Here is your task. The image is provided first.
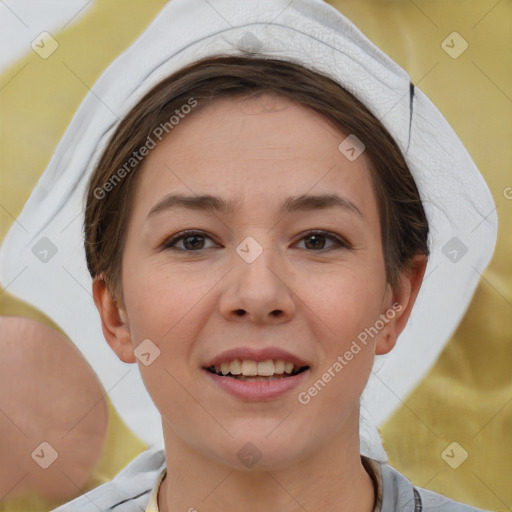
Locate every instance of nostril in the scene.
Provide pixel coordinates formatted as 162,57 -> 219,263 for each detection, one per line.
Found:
235,309 -> 245,316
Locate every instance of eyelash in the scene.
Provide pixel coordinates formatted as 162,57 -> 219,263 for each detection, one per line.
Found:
161,229 -> 351,252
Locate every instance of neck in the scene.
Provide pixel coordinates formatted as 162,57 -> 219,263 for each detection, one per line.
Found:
158,415 -> 375,512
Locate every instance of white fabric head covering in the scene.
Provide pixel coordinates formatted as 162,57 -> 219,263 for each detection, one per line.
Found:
0,0 -> 497,463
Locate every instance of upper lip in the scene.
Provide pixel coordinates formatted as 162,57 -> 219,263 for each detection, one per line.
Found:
203,347 -> 310,369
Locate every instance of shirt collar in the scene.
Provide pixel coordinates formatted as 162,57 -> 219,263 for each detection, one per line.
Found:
146,458 -> 385,512
145,468 -> 167,512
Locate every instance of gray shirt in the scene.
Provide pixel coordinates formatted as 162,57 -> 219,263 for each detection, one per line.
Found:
51,446 -> 490,512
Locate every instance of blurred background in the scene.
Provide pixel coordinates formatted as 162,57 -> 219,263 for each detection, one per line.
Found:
0,1 -> 510,510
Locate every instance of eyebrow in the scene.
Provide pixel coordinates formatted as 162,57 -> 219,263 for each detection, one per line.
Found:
146,192 -> 363,220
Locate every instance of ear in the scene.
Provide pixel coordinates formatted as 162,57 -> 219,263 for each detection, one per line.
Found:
92,277 -> 136,364
375,254 -> 428,355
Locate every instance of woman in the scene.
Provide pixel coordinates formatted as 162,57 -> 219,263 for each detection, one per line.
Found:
9,0 -> 495,510
82,55 -> 428,511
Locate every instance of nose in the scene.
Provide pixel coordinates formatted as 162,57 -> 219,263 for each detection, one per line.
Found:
218,239 -> 296,325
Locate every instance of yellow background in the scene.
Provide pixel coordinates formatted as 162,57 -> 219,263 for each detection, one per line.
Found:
0,1 -> 510,510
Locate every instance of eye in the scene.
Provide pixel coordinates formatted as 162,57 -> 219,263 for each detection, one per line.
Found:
162,229 -> 350,252
295,230 -> 350,251
162,230 -> 217,251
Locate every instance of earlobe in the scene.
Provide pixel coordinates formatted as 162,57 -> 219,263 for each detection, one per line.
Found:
92,277 -> 136,364
375,254 -> 428,355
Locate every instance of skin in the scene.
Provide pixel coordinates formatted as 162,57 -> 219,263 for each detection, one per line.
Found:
93,93 -> 426,512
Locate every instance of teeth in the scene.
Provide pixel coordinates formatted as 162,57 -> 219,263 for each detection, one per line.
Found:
241,360 -> 258,376
230,359 -> 242,375
274,360 -> 285,374
257,360 -> 274,376
220,362 -> 230,375
210,359 -> 303,377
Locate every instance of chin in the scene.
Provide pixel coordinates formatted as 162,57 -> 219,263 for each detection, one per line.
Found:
209,432 -> 310,472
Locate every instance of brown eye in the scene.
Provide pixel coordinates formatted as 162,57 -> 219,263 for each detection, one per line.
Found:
296,230 -> 350,251
304,233 -> 326,250
163,230 -> 216,251
182,234 -> 205,250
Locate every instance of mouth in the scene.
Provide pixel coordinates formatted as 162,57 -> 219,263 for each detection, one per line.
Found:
205,359 -> 310,381
202,347 -> 311,400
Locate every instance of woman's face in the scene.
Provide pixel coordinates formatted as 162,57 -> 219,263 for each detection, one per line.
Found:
99,94 -> 413,470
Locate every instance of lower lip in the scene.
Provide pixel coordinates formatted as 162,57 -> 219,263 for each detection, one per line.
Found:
203,369 -> 309,401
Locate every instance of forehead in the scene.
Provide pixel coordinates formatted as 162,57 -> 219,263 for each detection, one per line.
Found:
130,94 -> 378,222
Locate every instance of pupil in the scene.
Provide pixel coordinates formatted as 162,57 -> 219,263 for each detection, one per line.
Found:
305,234 -> 324,250
184,235 -> 204,250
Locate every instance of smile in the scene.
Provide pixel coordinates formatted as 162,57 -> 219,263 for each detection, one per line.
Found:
202,347 -> 311,400
206,359 -> 309,380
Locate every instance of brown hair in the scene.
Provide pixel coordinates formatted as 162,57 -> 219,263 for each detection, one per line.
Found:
84,55 -> 429,299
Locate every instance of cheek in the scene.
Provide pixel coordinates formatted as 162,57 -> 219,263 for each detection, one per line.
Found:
122,260 -> 214,344
309,264 -> 386,344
